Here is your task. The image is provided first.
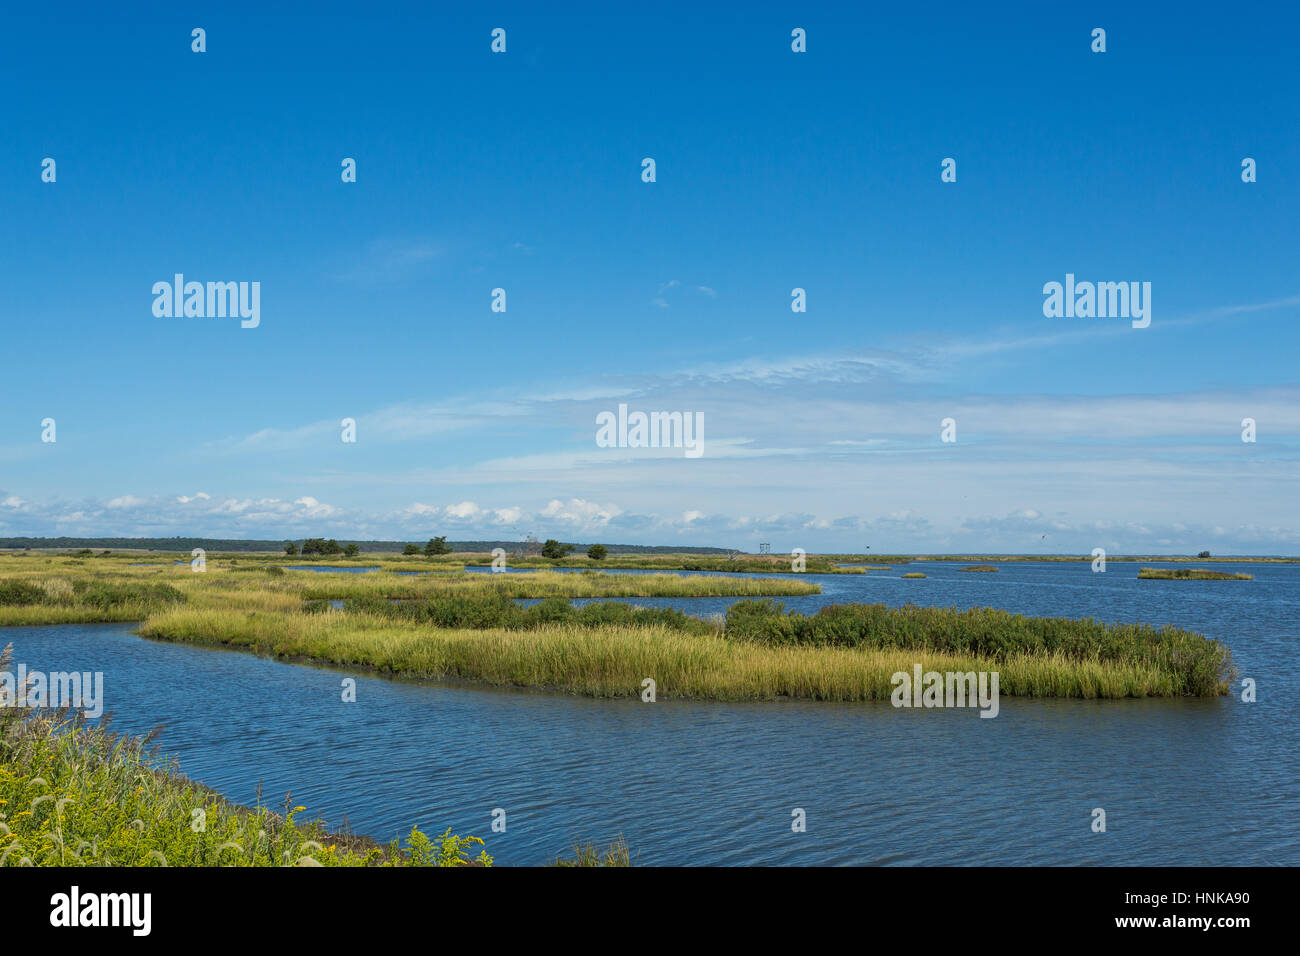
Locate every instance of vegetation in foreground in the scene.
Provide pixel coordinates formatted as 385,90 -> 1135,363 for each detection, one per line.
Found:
0,648 -> 489,867
552,837 -> 632,867
1137,568 -> 1253,581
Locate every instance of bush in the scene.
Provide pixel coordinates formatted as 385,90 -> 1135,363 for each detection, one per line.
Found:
0,580 -> 46,606
541,539 -> 572,559
301,538 -> 343,556
587,544 -> 608,561
74,581 -> 186,610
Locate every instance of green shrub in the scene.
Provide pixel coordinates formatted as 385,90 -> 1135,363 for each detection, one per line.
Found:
0,580 -> 45,606
339,592 -> 713,635
73,581 -> 185,610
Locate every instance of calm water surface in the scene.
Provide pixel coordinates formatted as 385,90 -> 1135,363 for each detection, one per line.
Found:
5,561 -> 1297,865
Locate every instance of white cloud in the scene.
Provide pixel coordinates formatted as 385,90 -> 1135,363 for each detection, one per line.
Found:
540,498 -> 622,526
445,501 -> 482,519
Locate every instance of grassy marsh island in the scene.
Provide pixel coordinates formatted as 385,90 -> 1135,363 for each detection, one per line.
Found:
0,556 -> 819,627
1138,568 -> 1253,581
958,565 -> 1000,573
0,553 -> 1235,703
902,572 -> 926,578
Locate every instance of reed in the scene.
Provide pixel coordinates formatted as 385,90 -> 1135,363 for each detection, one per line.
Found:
330,593 -> 718,635
138,606 -> 1207,699
551,837 -> 632,867
721,600 -> 1233,696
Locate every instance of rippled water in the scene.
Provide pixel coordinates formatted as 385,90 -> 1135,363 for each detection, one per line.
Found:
4,561 -> 1297,865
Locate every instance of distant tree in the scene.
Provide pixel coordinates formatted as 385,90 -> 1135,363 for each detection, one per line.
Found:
402,543 -> 420,555
344,543 -> 360,557
424,536 -> 452,557
1197,550 -> 1211,559
284,542 -> 298,556
301,538 -> 325,555
541,539 -> 572,559
323,539 -> 342,555
587,544 -> 607,561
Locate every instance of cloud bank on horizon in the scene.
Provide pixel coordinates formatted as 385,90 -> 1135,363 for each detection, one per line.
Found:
4,333 -> 1297,553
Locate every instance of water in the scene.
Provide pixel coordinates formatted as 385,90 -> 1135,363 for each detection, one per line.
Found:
3,561 -> 1297,865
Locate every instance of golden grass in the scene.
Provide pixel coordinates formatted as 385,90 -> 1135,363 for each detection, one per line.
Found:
139,607 -> 1177,700
0,558 -> 818,627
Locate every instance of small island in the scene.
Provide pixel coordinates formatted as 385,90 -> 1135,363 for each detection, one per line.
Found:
1138,568 -> 1253,581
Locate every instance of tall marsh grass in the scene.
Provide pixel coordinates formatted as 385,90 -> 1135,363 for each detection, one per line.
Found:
552,837 -> 633,867
138,607 -> 1201,700
327,593 -> 717,635
0,563 -> 816,627
723,600 -> 1234,696
0,576 -> 187,625
292,570 -> 820,602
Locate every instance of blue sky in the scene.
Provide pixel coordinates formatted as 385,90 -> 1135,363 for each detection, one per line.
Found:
2,1 -> 1297,553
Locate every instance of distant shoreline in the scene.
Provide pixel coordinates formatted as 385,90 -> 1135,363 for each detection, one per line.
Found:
2,543 -> 1297,563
